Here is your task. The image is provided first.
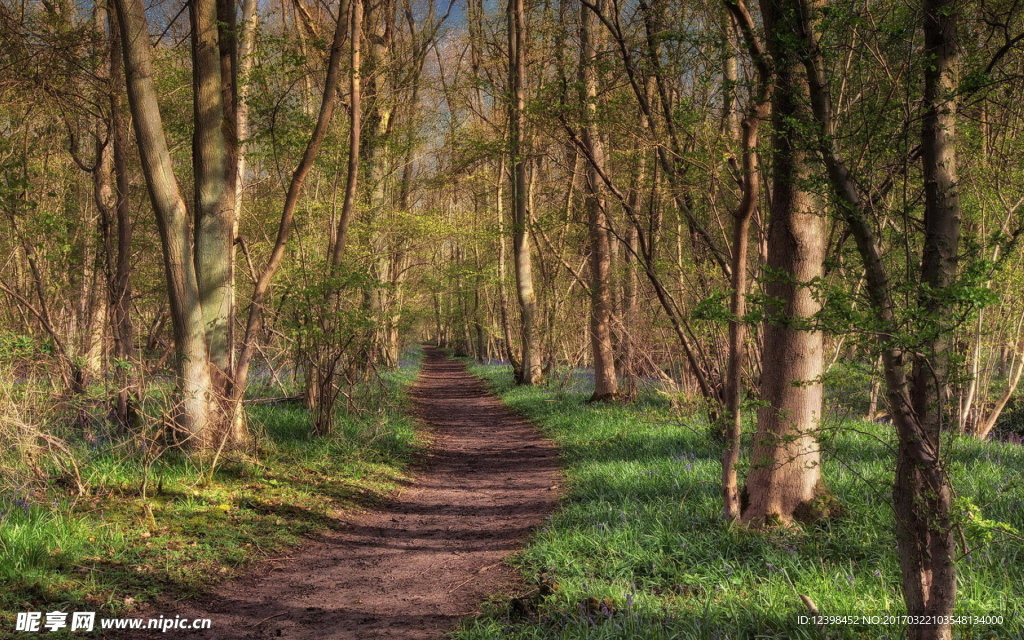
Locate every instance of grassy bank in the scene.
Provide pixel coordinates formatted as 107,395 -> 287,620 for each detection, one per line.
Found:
0,350 -> 424,636
455,363 -> 1024,639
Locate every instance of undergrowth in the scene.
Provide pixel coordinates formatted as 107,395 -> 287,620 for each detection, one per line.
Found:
0,348 -> 424,637
454,363 -> 1024,640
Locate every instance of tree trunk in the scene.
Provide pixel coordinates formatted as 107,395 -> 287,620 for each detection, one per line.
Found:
311,0 -> 362,435
743,0 -> 827,524
619,171 -> 640,397
190,0 -> 234,379
495,154 -> 520,372
232,0 -> 350,414
508,0 -> 540,385
867,355 -> 882,420
95,2 -> 136,427
894,0 -> 960,633
330,0 -> 361,269
114,0 -> 214,447
792,0 -> 960,628
719,0 -> 771,521
580,0 -> 617,400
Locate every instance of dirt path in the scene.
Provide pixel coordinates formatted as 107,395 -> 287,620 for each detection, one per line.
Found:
162,347 -> 561,639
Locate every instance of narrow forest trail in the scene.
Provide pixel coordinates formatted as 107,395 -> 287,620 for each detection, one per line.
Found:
161,347 -> 561,639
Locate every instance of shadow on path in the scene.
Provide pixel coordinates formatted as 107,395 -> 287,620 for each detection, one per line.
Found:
156,346 -> 561,639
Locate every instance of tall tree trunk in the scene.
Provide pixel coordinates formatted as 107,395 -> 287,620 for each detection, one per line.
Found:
96,2 -> 136,426
114,0 -> 214,447
190,0 -> 234,385
508,0 -> 540,384
358,0 -> 394,366
743,0 -> 827,524
894,0 -> 960,633
495,154 -> 520,372
330,0 -> 362,269
720,0 -> 770,521
311,0 -> 361,435
580,0 -> 617,400
229,0 -> 258,380
233,0 -> 258,216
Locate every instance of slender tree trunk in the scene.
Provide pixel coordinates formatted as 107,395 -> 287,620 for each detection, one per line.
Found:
894,0 -> 960,632
719,0 -> 771,521
720,104 -> 768,520
508,0 -> 540,385
114,0 -> 214,446
621,220 -> 639,394
580,0 -> 617,400
495,154 -> 520,372
232,0 -> 350,408
867,355 -> 882,419
233,0 -> 257,215
229,0 -> 258,380
311,0 -> 361,435
330,0 -> 362,269
95,2 -> 136,426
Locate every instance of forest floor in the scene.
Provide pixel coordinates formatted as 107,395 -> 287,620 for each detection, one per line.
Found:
150,346 -> 561,639
451,362 -> 1024,639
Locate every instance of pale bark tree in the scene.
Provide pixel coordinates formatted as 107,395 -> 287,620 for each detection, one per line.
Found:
742,0 -> 828,525
330,0 -> 362,269
191,0 -> 234,379
114,0 -> 216,446
508,0 -> 541,384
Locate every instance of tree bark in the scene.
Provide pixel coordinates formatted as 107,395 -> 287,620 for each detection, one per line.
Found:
894,0 -> 960,632
508,0 -> 540,385
720,0 -> 770,521
743,0 -> 827,525
114,0 -> 214,446
95,2 -> 136,427
580,0 -> 617,400
190,0 -> 234,378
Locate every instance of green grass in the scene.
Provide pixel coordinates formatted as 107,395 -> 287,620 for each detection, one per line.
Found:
453,363 -> 1024,639
0,350 -> 424,637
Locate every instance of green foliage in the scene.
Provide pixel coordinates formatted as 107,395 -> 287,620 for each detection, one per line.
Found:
0,331 -> 53,362
953,497 -> 1020,546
